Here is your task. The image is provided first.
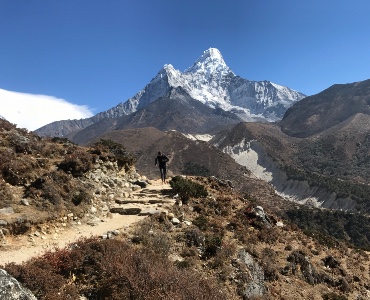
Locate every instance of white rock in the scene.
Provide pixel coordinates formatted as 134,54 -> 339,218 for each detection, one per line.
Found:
276,221 -> 284,227
171,218 -> 180,225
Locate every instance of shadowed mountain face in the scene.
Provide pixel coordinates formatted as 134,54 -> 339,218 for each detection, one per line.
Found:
280,79 -> 370,137
68,87 -> 242,145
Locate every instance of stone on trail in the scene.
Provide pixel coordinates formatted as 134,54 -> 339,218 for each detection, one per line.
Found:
0,207 -> 14,215
110,207 -> 142,215
138,208 -> 162,216
133,180 -> 148,188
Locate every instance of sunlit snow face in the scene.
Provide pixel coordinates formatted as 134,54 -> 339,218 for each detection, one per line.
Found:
124,48 -> 305,122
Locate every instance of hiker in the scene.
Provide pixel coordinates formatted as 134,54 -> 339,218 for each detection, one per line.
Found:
155,151 -> 169,184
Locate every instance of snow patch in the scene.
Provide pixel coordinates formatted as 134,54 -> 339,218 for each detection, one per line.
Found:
221,138 -> 356,210
223,139 -> 273,182
182,133 -> 214,142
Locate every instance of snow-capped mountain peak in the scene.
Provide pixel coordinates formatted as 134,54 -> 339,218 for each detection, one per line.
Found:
154,64 -> 178,79
152,63 -> 185,89
34,48 -> 307,137
122,47 -> 305,120
184,48 -> 233,77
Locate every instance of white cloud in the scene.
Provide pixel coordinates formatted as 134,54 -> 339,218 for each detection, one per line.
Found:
0,88 -> 94,131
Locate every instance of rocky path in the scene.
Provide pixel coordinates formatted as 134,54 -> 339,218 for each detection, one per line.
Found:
0,180 -> 173,266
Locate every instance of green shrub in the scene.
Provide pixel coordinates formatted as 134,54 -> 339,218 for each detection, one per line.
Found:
50,137 -> 74,145
92,139 -> 136,171
283,165 -> 370,213
192,215 -> 209,231
169,176 -> 208,203
285,207 -> 370,250
203,234 -> 222,259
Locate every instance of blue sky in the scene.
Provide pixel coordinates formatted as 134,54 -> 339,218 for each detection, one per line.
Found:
1,0 -> 370,130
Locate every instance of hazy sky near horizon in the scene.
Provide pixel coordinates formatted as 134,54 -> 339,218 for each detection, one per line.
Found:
1,0 -> 370,130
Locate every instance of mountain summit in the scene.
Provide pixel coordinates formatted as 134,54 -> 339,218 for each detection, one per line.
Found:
116,47 -> 305,121
35,48 -> 306,137
184,48 -> 232,76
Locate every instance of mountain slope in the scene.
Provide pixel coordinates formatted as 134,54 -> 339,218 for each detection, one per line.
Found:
69,87 -> 242,145
35,48 -> 305,138
2,118 -> 370,300
211,77 -> 370,213
280,79 -> 370,137
81,127 -> 250,185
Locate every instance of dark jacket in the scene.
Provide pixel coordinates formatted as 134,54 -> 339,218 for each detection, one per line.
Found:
155,154 -> 169,168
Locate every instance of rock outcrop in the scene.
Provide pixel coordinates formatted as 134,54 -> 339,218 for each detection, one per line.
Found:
0,269 -> 37,300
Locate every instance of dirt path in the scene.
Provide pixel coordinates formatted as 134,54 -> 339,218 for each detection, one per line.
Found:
0,181 -> 172,266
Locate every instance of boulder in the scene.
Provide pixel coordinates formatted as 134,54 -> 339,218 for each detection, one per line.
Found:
252,206 -> 273,227
115,198 -> 142,204
0,229 -> 6,244
0,207 -> 14,215
0,269 -> 37,300
86,216 -> 102,226
234,249 -> 266,298
287,250 -> 320,285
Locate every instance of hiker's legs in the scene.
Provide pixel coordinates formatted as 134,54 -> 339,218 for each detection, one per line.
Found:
159,167 -> 165,183
163,166 -> 167,183
159,166 -> 167,183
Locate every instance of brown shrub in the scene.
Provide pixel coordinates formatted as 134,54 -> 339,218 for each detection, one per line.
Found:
1,154 -> 40,186
0,119 -> 17,131
261,248 -> 279,281
184,227 -> 205,248
5,238 -> 228,299
4,261 -> 79,299
24,171 -> 92,214
210,240 -> 237,269
131,218 -> 173,256
0,181 -> 14,207
257,227 -> 280,244
58,149 -> 94,177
